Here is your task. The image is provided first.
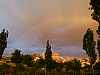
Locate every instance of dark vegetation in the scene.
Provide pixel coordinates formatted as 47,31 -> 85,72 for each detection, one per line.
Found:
83,28 -> 96,67
0,29 -> 8,59
0,39 -> 98,75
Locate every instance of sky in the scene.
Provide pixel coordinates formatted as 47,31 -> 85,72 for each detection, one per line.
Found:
0,0 -> 98,56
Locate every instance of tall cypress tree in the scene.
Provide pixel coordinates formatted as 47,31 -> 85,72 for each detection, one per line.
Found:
83,28 -> 96,66
45,40 -> 52,61
45,40 -> 56,71
0,29 -> 8,59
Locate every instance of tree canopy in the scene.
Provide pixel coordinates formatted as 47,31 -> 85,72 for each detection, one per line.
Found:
83,28 -> 96,65
22,55 -> 33,66
0,29 -> 8,59
11,49 -> 22,64
90,0 -> 100,23
45,40 -> 52,61
45,40 -> 57,71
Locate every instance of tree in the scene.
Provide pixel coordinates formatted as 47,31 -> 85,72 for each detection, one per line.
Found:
83,28 -> 97,67
45,40 -> 56,71
11,49 -> 22,64
90,0 -> 100,60
45,40 -> 52,61
64,59 -> 80,71
90,0 -> 100,24
22,55 -> 33,66
0,29 -> 8,59
34,57 -> 45,69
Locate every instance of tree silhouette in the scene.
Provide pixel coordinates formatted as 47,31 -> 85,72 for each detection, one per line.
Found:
90,0 -> 100,60
64,59 -> 80,74
45,40 -> 52,61
11,49 -> 22,64
34,57 -> 45,69
45,40 -> 56,71
83,28 -> 96,66
90,0 -> 100,24
0,29 -> 8,59
22,55 -> 33,66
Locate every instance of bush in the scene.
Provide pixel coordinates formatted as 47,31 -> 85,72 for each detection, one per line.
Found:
16,63 -> 25,71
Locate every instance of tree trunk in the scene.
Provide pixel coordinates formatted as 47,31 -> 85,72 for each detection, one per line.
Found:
97,21 -> 100,60
0,48 -> 5,59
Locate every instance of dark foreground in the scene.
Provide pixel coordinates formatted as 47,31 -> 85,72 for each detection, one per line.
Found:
0,64 -> 100,75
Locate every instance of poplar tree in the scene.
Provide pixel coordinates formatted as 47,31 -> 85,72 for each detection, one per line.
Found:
45,40 -> 56,71
90,0 -> 100,60
83,28 -> 96,66
0,29 -> 8,59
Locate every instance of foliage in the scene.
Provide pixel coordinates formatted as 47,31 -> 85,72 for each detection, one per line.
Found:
22,55 -> 33,67
16,63 -> 25,71
33,57 -> 45,69
90,0 -> 100,23
0,64 -> 10,72
11,49 -> 22,64
45,59 -> 59,71
45,40 -> 52,61
83,28 -> 97,65
45,40 -> 58,71
64,59 -> 81,72
53,62 -> 64,72
94,62 -> 100,70
0,29 -> 8,59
